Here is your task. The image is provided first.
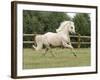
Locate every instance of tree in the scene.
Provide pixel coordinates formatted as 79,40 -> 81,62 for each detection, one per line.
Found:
73,13 -> 91,48
73,13 -> 91,36
23,10 -> 71,34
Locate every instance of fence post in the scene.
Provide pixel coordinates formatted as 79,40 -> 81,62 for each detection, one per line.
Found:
78,34 -> 81,48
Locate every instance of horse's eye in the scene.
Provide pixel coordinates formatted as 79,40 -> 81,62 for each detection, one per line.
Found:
71,27 -> 73,29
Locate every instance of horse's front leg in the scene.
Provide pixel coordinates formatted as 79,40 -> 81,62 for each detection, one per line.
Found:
69,45 -> 77,57
62,42 -> 77,57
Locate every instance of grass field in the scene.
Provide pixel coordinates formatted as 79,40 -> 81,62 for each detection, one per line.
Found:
23,48 -> 90,69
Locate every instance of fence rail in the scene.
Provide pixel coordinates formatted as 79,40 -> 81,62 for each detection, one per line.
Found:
23,41 -> 90,44
23,34 -> 90,38
23,34 -> 90,48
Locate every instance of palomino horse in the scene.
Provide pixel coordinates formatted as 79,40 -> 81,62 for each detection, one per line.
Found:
33,21 -> 77,57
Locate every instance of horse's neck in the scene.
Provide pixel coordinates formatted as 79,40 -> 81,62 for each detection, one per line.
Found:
60,29 -> 69,37
58,30 -> 70,42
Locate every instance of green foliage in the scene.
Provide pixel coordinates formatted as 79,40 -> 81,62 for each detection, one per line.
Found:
23,10 -> 71,34
73,13 -> 91,36
72,13 -> 91,48
23,11 -> 91,35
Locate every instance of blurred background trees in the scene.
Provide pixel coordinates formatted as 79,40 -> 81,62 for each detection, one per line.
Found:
23,10 -> 71,34
73,13 -> 91,36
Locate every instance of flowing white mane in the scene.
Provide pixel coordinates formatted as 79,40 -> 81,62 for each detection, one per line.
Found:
56,21 -> 69,32
56,21 -> 74,33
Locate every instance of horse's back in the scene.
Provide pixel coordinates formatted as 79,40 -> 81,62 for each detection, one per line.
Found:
43,32 -> 62,46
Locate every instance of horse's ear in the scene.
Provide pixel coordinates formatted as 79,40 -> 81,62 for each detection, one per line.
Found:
56,29 -> 59,32
56,29 -> 58,32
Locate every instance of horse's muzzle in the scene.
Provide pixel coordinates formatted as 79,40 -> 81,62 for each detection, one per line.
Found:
71,32 -> 76,35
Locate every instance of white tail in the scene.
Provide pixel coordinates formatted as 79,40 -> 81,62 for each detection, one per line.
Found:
32,45 -> 36,49
32,44 -> 42,50
32,35 -> 43,51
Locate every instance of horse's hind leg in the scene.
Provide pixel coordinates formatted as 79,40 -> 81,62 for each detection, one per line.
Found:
43,47 -> 49,56
43,46 -> 55,57
42,38 -> 55,57
49,50 -> 55,57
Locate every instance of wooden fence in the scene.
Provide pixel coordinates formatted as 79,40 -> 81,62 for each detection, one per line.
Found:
23,34 -> 90,48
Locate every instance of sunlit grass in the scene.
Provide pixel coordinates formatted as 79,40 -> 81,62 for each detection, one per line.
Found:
23,48 -> 90,69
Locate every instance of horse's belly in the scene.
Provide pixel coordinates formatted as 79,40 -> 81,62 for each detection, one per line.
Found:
50,41 -> 61,46
47,37 -> 62,46
44,32 -> 62,46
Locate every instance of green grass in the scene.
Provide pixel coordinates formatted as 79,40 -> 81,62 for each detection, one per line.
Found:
23,48 -> 90,69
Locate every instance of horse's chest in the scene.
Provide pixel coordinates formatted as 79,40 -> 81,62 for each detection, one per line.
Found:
62,36 -> 70,42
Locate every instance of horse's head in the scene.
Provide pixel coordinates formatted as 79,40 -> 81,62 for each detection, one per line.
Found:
68,21 -> 76,34
56,21 -> 76,34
